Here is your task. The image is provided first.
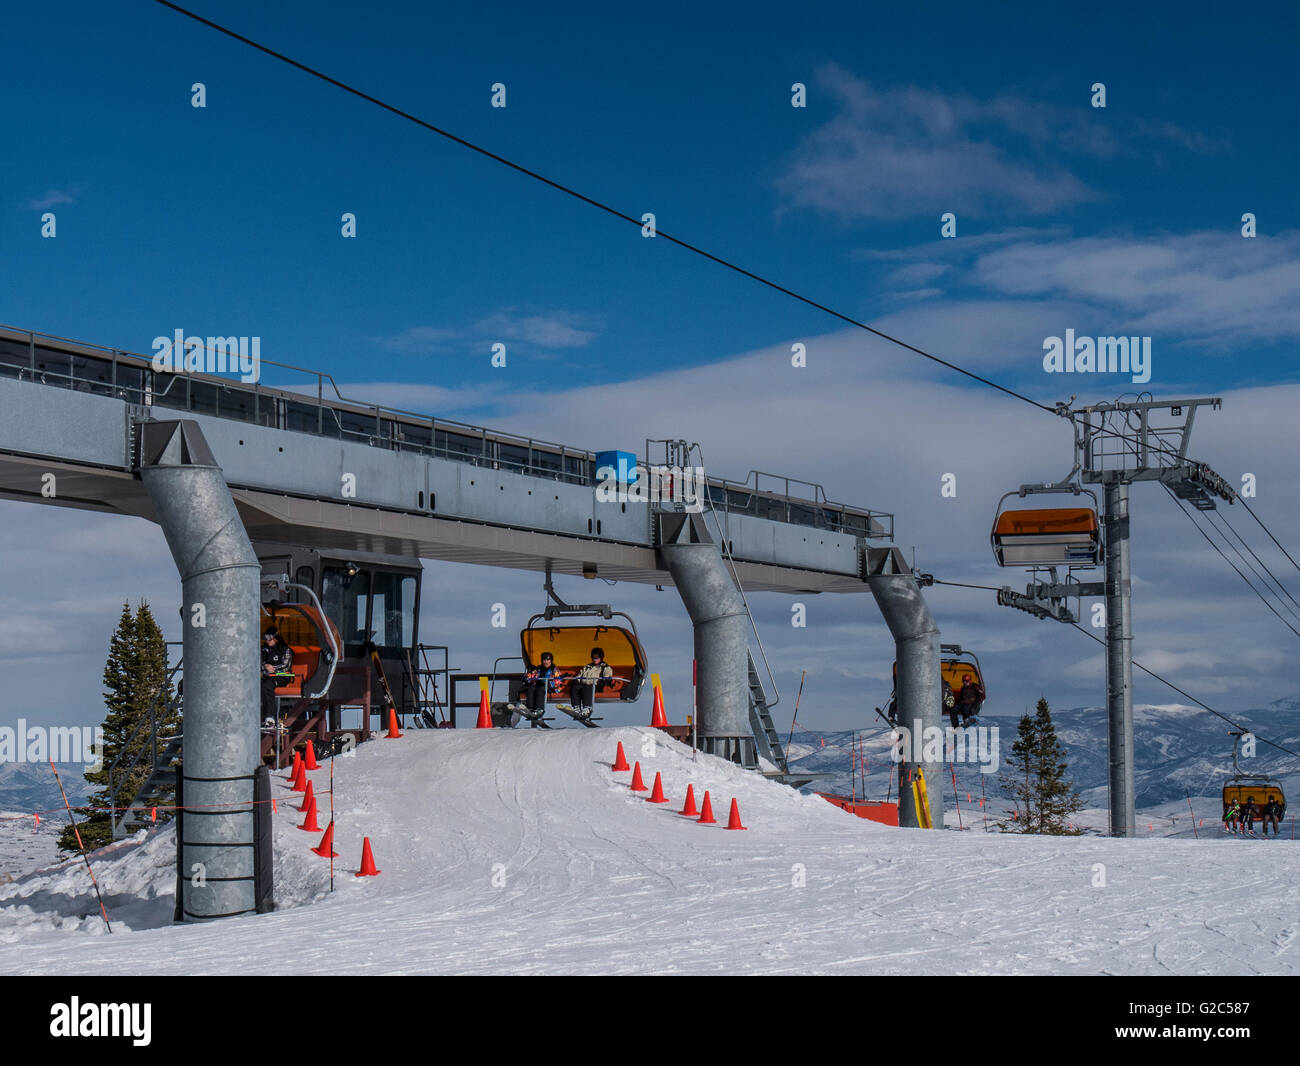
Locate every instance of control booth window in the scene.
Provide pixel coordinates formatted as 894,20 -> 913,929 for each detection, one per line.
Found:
368,571 -> 417,652
322,566 -> 371,647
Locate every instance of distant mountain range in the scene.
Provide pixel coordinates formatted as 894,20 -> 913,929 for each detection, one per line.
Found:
6,699 -> 1296,819
787,698 -> 1300,811
0,761 -> 92,816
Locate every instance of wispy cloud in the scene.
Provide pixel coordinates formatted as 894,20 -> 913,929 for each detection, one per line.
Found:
970,230 -> 1300,343
371,326 -> 460,355
777,65 -> 1225,221
473,310 -> 598,349
26,189 -> 77,211
372,309 -> 601,356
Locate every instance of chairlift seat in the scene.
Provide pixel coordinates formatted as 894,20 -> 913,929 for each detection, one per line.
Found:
992,507 -> 1103,568
519,623 -> 646,702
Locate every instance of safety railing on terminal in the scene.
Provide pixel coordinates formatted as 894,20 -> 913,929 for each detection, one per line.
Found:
0,325 -> 892,541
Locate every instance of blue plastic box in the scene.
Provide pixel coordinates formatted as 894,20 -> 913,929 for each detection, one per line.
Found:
595,450 -> 638,485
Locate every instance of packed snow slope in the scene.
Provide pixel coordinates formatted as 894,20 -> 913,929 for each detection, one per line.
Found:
1,727 -> 1296,975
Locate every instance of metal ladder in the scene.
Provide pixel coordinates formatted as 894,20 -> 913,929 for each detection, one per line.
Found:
747,650 -> 789,774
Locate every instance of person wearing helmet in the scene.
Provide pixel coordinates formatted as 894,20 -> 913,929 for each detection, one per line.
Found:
954,671 -> 985,727
564,647 -> 613,718
513,651 -> 566,722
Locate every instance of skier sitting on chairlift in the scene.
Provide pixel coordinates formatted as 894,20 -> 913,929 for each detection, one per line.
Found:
511,652 -> 565,721
1263,796 -> 1284,837
1222,799 -> 1240,834
562,647 -> 614,719
1242,797 -> 1259,835
954,673 -> 984,727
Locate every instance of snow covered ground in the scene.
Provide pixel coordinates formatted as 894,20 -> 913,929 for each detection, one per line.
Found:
1,726 -> 1296,975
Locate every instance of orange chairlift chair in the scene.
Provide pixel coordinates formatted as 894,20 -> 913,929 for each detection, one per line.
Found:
991,484 -> 1104,569
1222,730 -> 1287,821
512,566 -> 647,710
260,577 -> 342,702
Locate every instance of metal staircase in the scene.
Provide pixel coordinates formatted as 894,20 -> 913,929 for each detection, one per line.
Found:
747,650 -> 788,774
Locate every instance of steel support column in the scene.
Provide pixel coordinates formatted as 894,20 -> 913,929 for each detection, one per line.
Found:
1103,478 -> 1135,838
138,420 -> 265,919
657,511 -> 755,766
866,547 -> 943,829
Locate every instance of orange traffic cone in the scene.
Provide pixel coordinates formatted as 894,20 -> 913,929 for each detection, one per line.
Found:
629,762 -> 647,791
386,707 -> 404,739
355,837 -> 381,877
725,798 -> 747,830
612,741 -> 631,772
290,762 -> 307,793
312,821 -> 339,858
680,784 -> 699,817
297,795 -> 321,832
304,741 -> 319,770
650,683 -> 668,728
646,772 -> 669,804
288,750 -> 302,778
298,780 -> 315,812
697,790 -> 717,824
475,689 -> 492,729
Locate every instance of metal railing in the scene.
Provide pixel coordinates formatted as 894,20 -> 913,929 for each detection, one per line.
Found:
1,324 -> 894,539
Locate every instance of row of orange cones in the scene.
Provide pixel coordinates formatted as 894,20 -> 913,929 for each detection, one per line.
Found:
283,745 -> 381,877
612,742 -> 746,830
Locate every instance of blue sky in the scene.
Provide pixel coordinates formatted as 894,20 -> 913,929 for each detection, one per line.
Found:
4,0 -> 1300,744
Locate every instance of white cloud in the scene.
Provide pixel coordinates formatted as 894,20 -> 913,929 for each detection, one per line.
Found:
776,65 -> 1223,221
970,230 -> 1300,344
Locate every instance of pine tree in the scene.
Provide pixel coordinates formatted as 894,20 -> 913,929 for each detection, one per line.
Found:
58,601 -> 179,853
997,697 -> 1083,835
997,711 -> 1040,833
1032,698 -> 1084,834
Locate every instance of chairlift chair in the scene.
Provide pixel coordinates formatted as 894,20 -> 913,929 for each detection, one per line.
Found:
1222,731 -> 1286,814
260,586 -> 342,701
515,567 -> 648,705
991,484 -> 1104,569
889,643 -> 986,725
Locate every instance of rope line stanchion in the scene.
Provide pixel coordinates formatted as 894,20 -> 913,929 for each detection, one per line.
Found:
950,763 -> 963,831
48,760 -> 111,934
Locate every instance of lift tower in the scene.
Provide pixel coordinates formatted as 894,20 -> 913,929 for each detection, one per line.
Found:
999,397 -> 1234,837
1076,397 -> 1235,836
